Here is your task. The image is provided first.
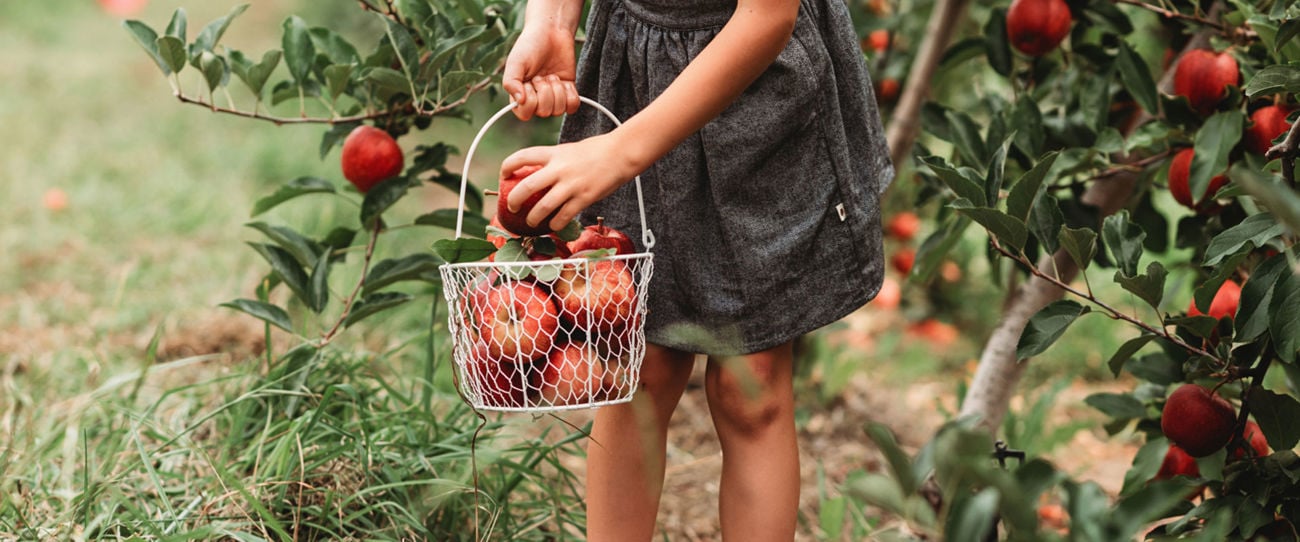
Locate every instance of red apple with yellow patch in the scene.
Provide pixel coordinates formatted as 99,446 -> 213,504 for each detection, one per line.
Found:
552,255 -> 638,334
474,280 -> 561,365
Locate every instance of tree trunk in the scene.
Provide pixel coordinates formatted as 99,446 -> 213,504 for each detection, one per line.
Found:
884,0 -> 974,168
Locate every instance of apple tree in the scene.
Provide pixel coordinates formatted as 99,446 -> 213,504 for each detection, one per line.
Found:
848,0 -> 1300,538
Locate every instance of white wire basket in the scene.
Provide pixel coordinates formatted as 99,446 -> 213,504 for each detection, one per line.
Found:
440,97 -> 656,412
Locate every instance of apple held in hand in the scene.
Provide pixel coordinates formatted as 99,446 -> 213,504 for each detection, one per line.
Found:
341,125 -> 404,193
536,341 -> 606,406
497,165 -> 560,236
1173,49 -> 1240,115
553,255 -> 638,334
1005,0 -> 1072,57
1161,383 -> 1236,457
568,217 -> 635,255
474,280 -> 561,364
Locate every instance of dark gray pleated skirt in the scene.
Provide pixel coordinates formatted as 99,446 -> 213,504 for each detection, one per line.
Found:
561,0 -> 895,356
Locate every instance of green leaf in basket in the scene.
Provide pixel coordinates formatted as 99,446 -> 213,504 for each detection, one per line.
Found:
556,219 -> 583,242
433,238 -> 496,264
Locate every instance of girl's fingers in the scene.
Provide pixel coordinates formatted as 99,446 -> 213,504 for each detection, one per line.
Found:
549,199 -> 588,232
563,80 -> 581,115
513,82 -> 540,121
501,148 -> 553,213
533,76 -> 557,118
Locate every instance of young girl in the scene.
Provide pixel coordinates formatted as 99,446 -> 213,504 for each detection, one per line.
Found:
499,0 -> 893,539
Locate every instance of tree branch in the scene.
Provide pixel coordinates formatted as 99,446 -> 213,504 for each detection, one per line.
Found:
318,223 -> 382,347
989,237 -> 1220,361
1265,117 -> 1300,186
1112,0 -> 1227,31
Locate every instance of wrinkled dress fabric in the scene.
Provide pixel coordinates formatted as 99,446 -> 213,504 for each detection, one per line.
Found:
560,0 -> 895,356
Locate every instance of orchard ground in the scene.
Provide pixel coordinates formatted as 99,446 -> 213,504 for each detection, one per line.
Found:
1,1 -> 1164,539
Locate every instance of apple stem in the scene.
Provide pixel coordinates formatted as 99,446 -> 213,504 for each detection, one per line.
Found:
485,189 -> 500,196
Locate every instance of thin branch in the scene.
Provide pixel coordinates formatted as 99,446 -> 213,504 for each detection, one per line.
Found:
1051,149 -> 1175,190
318,224 -> 382,347
1112,0 -> 1226,31
1265,118 -> 1300,187
172,76 -> 496,126
988,237 -> 1221,362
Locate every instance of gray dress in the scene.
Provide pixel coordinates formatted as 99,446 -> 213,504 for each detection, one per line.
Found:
561,0 -> 894,356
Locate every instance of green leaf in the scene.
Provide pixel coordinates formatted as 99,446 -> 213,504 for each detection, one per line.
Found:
1006,152 -> 1058,222
1205,213 -> 1286,266
912,215 -> 972,284
415,210 -> 490,238
1059,226 -> 1098,272
1189,111 -> 1244,207
383,16 -> 421,92
1233,164 -> 1300,236
1028,193 -> 1064,254
983,8 -> 1012,77
1011,97 -> 1044,157
951,199 -> 1029,251
365,67 -> 410,95
983,137 -> 1010,207
343,292 -> 413,328
1116,41 -> 1159,115
1247,387 -> 1300,452
556,219 -> 584,242
193,4 -> 248,52
1085,392 -> 1146,420
946,110 -> 987,166
864,423 -> 918,495
1278,19 -> 1300,52
360,176 -> 410,226
1236,252 -> 1289,342
282,16 -> 315,85
1114,261 -> 1167,312
1107,333 -> 1155,377
1193,252 -> 1246,317
1244,64 -> 1300,97
323,64 -> 354,101
155,36 -> 187,75
363,254 -> 445,295
308,26 -> 361,65
1111,480 -> 1202,539
1017,300 -> 1091,359
249,243 -> 314,309
309,247 -> 330,313
123,20 -> 167,75
1103,211 -> 1146,277
432,238 -> 496,264
1119,439 -> 1168,497
441,70 -> 487,97
245,221 -> 322,268
231,49 -> 281,98
921,156 -> 987,207
198,50 -> 227,92
164,8 -> 187,41
1269,269 -> 1300,363
220,299 -> 293,333
945,488 -> 999,542
251,177 -> 336,217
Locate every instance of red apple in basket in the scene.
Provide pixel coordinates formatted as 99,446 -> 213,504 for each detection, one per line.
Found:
568,217 -> 636,255
487,215 -> 572,262
552,254 -> 638,334
536,341 -> 606,406
465,342 -> 530,407
474,280 -> 561,364
497,165 -> 559,236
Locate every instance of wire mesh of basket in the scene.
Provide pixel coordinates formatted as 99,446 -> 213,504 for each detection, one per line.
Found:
439,97 -> 655,412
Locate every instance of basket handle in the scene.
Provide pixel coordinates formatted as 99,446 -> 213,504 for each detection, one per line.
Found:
453,96 -> 656,250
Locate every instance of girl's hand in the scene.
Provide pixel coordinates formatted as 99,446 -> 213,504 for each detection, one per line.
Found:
500,134 -> 639,232
502,24 -> 580,121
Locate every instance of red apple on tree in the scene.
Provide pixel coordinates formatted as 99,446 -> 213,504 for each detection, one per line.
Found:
553,255 -> 638,334
1005,0 -> 1073,57
1167,148 -> 1230,212
891,248 -> 916,275
1188,279 -> 1241,321
474,280 -> 561,365
340,125 -> 404,193
1161,383 -> 1236,457
1244,105 -> 1293,156
1173,49 -> 1240,115
568,217 -> 635,255
1154,443 -> 1200,480
536,341 -> 606,406
1230,420 -> 1270,460
496,165 -> 559,236
885,212 -> 921,242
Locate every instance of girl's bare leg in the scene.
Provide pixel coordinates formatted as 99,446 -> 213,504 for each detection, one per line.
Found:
585,344 -> 695,542
706,341 -> 798,542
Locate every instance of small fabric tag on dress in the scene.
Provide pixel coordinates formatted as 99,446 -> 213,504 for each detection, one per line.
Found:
835,203 -> 847,221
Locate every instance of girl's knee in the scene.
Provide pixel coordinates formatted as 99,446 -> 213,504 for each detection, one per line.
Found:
637,344 -> 695,397
705,346 -> 794,435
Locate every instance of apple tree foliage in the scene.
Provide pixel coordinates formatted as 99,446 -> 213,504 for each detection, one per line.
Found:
843,0 -> 1300,538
